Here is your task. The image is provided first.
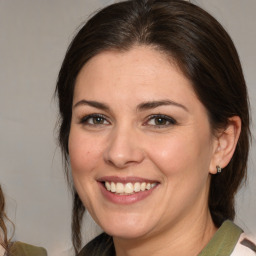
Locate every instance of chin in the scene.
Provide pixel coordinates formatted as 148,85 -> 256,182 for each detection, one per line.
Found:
106,227 -> 150,240
98,215 -> 154,239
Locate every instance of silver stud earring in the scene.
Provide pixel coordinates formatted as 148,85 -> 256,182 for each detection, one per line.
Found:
216,165 -> 222,173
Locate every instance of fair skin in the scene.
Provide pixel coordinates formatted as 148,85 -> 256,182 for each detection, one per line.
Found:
69,46 -> 241,256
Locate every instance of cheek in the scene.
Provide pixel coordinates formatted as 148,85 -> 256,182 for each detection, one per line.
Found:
150,142 -> 192,177
68,128 -> 101,176
68,129 -> 104,211
146,130 -> 213,177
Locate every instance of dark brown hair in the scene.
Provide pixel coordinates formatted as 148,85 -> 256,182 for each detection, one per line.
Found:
0,186 -> 13,253
55,0 -> 250,254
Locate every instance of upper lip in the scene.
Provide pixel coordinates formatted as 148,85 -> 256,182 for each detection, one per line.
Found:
97,176 -> 159,183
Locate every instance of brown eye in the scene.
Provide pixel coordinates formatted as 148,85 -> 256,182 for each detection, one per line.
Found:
92,116 -> 105,124
80,114 -> 110,126
154,117 -> 167,125
146,114 -> 177,127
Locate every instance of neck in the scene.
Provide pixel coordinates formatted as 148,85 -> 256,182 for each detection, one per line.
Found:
113,209 -> 217,256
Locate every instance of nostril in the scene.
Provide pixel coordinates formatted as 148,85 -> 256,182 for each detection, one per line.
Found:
104,149 -> 145,168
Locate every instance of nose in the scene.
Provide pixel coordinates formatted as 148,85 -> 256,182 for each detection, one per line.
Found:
103,126 -> 145,169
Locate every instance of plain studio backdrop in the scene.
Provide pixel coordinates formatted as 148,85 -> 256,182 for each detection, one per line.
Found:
0,0 -> 255,255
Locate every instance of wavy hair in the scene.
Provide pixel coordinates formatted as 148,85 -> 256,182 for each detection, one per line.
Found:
0,186 -> 13,253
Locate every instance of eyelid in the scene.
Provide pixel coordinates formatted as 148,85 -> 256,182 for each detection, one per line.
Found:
144,114 -> 177,127
79,113 -> 111,125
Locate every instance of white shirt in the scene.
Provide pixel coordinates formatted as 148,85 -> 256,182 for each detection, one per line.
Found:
231,233 -> 256,256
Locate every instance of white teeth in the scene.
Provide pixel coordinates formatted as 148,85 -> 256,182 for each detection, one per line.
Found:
116,182 -> 124,193
104,181 -> 157,194
110,182 -> 116,192
134,182 -> 140,192
151,183 -> 157,188
124,183 -> 133,194
105,181 -> 111,191
140,182 -> 146,191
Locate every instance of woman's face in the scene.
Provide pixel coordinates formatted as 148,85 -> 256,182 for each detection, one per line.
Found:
69,46 -> 218,240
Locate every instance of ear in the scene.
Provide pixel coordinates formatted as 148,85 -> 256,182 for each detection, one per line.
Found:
209,116 -> 241,174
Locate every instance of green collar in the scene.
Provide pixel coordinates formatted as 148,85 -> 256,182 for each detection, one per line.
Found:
198,220 -> 243,256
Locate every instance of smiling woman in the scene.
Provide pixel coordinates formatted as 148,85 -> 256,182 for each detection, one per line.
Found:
55,0 -> 255,256
69,46 -> 219,244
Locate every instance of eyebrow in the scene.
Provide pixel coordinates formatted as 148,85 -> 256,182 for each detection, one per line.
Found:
73,99 -> 188,112
137,100 -> 188,112
73,100 -> 109,110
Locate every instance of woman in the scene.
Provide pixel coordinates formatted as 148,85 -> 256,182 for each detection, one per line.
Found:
0,186 -> 47,256
56,0 -> 255,255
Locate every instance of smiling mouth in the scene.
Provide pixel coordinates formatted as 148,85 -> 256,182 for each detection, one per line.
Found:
104,181 -> 158,195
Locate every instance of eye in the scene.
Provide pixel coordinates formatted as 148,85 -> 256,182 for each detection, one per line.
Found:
145,114 -> 177,127
80,114 -> 110,126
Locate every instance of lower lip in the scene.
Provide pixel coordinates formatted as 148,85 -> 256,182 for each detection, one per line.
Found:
98,182 -> 158,205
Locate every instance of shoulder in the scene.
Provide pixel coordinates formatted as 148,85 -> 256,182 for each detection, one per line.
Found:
199,220 -> 255,256
231,233 -> 256,256
9,241 -> 47,256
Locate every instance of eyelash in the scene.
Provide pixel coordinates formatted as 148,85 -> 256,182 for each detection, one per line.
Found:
79,114 -> 177,128
144,114 -> 177,128
79,114 -> 110,126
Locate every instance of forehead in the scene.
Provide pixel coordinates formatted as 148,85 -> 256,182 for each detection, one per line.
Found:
74,46 -> 197,102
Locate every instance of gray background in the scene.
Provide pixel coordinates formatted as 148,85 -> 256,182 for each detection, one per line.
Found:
0,1 -> 255,256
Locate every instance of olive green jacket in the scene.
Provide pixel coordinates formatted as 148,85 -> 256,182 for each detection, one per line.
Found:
2,242 -> 47,256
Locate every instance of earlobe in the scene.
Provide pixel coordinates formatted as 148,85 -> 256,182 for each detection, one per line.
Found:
209,116 -> 241,174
